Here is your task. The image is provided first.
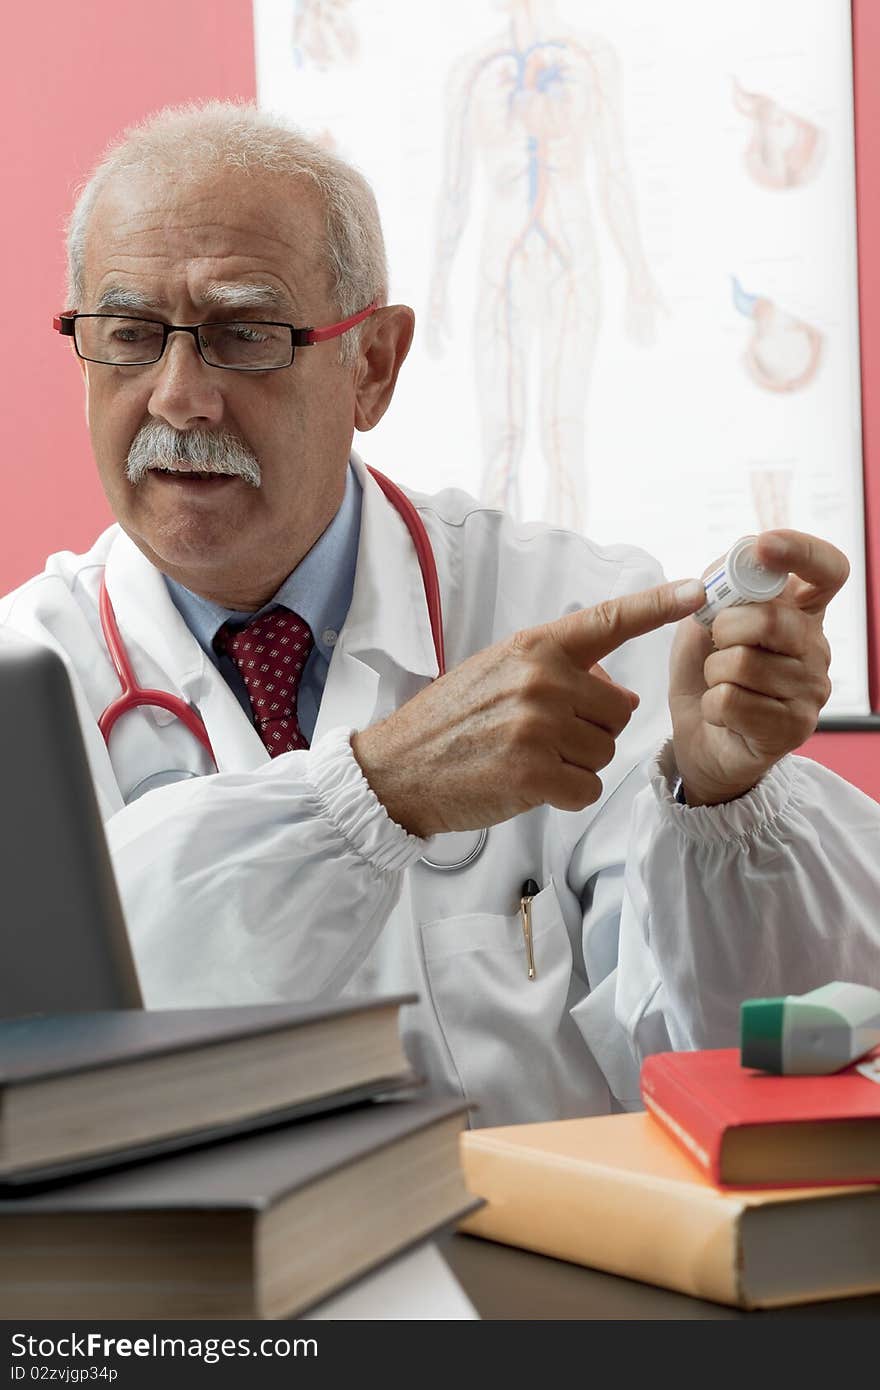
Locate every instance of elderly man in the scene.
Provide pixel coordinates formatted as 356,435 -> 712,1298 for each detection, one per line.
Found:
2,102 -> 878,1127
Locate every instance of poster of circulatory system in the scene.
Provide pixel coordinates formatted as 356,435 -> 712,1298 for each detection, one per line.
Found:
254,0 -> 868,716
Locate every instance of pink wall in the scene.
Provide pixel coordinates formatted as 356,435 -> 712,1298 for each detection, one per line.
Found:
1,0 -> 255,586
798,0 -> 880,794
1,1 -> 877,798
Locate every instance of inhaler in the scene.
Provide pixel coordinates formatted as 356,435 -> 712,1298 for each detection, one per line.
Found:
741,981 -> 880,1075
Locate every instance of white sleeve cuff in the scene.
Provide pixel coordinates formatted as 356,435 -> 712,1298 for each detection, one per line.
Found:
651,736 -> 797,845
306,725 -> 426,873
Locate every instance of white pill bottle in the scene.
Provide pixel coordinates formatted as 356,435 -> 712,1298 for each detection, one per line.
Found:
693,535 -> 788,630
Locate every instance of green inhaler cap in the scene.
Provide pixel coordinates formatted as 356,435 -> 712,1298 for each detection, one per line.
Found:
740,997 -> 786,1072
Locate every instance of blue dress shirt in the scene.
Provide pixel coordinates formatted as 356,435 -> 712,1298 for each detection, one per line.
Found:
164,464 -> 362,744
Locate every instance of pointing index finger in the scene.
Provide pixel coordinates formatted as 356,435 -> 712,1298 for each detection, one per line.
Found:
552,578 -> 706,667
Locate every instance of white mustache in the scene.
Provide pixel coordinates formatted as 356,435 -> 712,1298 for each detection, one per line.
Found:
125,422 -> 262,487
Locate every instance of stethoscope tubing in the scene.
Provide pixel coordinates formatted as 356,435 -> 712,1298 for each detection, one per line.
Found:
98,579 -> 214,756
97,469 -> 487,870
98,469 -> 444,765
366,467 -> 446,677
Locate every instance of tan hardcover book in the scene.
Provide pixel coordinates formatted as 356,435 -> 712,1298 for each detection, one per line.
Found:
458,1111 -> 880,1310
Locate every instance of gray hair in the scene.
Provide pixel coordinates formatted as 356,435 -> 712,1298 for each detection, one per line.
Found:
65,100 -> 388,365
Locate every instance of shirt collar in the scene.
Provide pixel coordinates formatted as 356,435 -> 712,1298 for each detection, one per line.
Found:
164,463 -> 362,661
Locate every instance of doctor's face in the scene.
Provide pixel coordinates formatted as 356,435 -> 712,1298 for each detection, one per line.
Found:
78,167 -> 364,609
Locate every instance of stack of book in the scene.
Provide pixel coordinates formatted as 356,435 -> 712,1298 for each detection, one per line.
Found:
457,1045 -> 880,1310
0,996 -> 479,1319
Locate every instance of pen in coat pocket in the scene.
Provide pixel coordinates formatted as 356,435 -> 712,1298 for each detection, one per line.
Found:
519,878 -> 540,981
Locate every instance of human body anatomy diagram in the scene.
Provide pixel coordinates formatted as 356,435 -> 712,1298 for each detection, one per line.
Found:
425,0 -> 660,530
292,0 -> 358,70
730,76 -> 827,537
732,276 -> 822,533
749,465 -> 793,532
732,276 -> 823,395
733,79 -> 825,190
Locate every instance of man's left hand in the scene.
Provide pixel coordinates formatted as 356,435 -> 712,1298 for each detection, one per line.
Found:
669,530 -> 849,807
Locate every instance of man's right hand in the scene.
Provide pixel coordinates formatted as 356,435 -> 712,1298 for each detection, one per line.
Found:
351,577 -> 705,838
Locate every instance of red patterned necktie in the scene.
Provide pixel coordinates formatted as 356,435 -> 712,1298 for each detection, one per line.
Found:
215,606 -> 314,755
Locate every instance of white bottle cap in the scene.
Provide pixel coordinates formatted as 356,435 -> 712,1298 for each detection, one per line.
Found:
726,536 -> 788,602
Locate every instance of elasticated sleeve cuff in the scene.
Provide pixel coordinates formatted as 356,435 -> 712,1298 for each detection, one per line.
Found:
306,725 -> 426,873
651,737 -> 797,845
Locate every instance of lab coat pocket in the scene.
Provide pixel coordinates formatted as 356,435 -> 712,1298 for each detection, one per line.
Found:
420,877 -> 593,1127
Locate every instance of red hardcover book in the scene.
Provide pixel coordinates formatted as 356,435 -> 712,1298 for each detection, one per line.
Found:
640,1046 -> 880,1188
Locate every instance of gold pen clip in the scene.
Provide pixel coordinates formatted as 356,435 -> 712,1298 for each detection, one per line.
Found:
519,878 -> 539,981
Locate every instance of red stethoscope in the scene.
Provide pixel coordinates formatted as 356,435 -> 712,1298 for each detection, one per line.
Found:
98,466 -> 443,756
98,468 -> 486,869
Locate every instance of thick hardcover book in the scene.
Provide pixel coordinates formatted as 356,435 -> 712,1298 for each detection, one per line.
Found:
640,1046 -> 880,1187
0,996 -> 415,1184
0,1093 -> 478,1319
458,1111 -> 880,1310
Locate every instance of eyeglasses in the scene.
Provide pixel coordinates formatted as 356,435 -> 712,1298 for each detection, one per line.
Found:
52,302 -> 378,371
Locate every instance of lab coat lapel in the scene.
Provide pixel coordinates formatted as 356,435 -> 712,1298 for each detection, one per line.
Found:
192,661 -> 270,772
102,453 -> 438,763
312,454 -> 439,740
102,532 -> 269,773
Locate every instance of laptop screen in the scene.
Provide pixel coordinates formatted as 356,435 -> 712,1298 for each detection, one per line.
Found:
0,631 -> 142,1016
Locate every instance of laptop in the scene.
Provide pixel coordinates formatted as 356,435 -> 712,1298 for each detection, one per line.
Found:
0,629 -> 142,1016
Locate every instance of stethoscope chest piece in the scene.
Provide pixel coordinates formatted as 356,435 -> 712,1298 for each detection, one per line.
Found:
124,768 -> 201,805
419,826 -> 488,873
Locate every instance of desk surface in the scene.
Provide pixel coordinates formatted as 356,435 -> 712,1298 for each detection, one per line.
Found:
439,1233 -> 880,1320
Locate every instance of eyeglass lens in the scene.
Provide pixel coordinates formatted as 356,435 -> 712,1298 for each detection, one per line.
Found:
74,317 -> 293,369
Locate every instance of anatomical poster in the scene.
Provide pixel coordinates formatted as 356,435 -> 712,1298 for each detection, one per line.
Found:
254,0 -> 868,715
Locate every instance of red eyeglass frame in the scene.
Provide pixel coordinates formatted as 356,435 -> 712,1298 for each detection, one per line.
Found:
52,301 -> 379,365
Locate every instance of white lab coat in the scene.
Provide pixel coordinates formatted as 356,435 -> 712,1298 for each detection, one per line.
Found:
3,453 -> 880,1126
